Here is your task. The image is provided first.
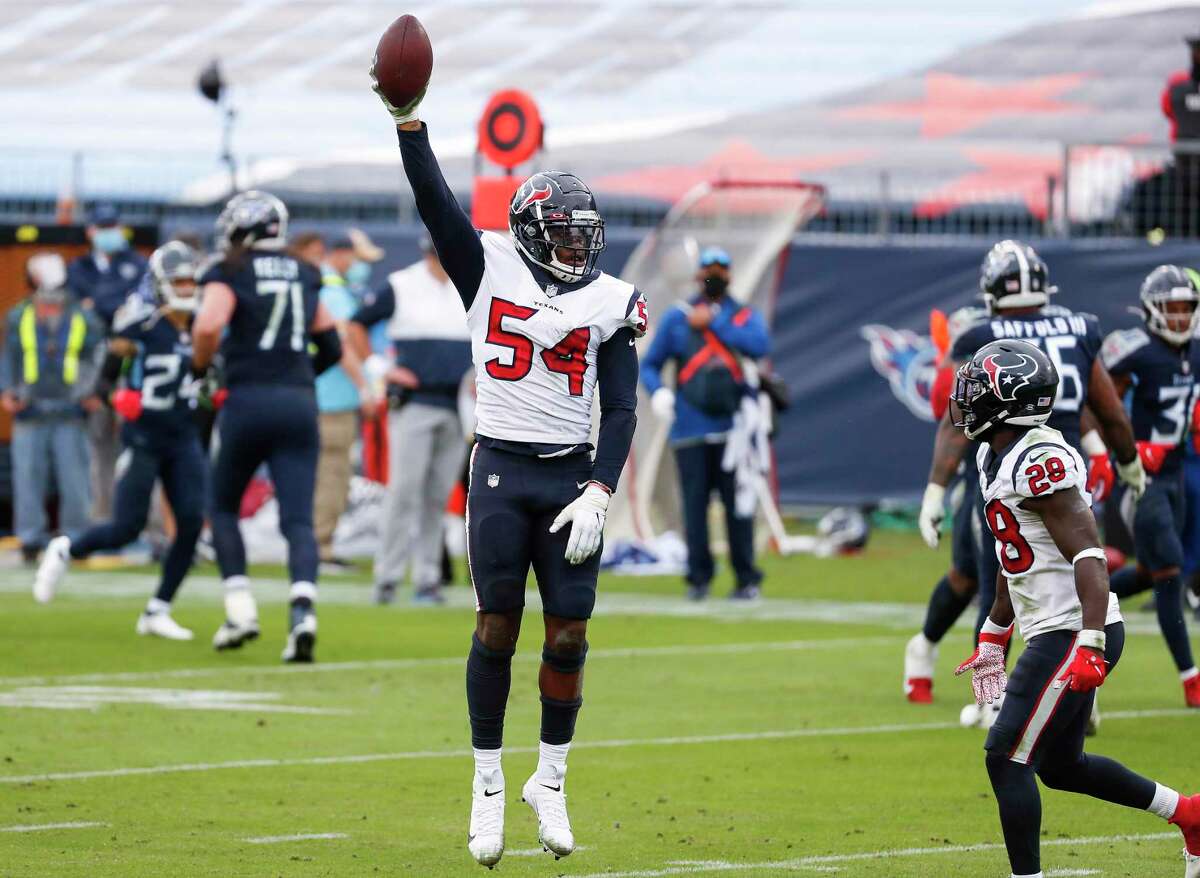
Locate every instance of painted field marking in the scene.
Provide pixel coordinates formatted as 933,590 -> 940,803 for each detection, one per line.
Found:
0,686 -> 349,715
243,832 -> 348,844
0,821 -> 106,833
576,833 -> 1171,877
508,845 -> 589,857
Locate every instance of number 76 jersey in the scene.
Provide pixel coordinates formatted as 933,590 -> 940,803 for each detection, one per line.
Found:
976,425 -> 1121,640
467,231 -> 647,445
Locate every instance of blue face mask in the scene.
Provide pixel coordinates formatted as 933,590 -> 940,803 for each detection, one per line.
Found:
93,228 -> 127,254
345,260 -> 372,287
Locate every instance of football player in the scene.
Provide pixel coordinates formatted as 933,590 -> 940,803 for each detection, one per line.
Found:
1100,265 -> 1200,706
951,339 -> 1200,878
33,241 -> 208,640
194,191 -> 344,663
907,241 -> 1144,720
373,74 -> 644,868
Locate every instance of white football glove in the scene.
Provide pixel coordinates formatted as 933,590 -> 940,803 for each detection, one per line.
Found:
651,387 -> 675,421
549,483 -> 609,565
1115,454 -> 1146,501
917,482 -> 946,549
369,66 -> 425,125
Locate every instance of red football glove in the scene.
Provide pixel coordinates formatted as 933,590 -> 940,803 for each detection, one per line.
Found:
1192,401 -> 1200,454
212,388 -> 229,410
1136,441 -> 1172,475
1086,454 -> 1114,503
955,620 -> 1014,705
110,388 -> 143,421
1056,646 -> 1107,692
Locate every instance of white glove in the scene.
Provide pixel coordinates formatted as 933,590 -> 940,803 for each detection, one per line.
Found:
918,483 -> 946,549
549,483 -> 609,565
369,66 -> 425,125
1116,454 -> 1146,501
651,387 -> 675,421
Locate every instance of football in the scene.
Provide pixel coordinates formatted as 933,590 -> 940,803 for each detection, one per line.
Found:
371,14 -> 433,108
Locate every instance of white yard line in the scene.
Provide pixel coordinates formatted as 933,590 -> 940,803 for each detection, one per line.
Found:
243,832 -> 348,844
576,833 -> 1173,877
0,821 -> 106,833
508,846 -> 589,857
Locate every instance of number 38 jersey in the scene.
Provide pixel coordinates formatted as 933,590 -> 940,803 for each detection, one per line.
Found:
976,426 -> 1122,640
199,251 -> 322,388
467,231 -> 647,445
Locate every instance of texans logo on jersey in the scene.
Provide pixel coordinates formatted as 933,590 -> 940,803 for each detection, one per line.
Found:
981,352 -> 1037,402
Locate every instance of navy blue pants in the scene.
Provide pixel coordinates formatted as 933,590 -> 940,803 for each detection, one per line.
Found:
71,437 -> 208,604
1132,474 -> 1186,572
466,443 -> 600,620
211,384 -> 319,585
674,441 -> 762,590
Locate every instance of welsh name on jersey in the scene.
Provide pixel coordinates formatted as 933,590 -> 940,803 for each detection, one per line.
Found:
976,425 -> 1121,640
466,231 -> 647,445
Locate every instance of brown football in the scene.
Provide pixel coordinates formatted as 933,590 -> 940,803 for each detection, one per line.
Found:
372,14 -> 433,108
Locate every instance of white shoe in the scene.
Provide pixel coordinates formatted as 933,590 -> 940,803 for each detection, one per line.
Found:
281,612 -> 317,663
979,693 -> 1004,730
212,585 -> 259,651
136,611 -> 194,641
522,766 -> 574,859
468,768 -> 505,868
1186,848 -> 1200,878
33,535 -> 71,604
904,633 -> 938,702
959,702 -> 982,728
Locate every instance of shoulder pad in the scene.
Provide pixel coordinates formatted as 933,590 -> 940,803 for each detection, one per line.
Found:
111,293 -> 157,334
1008,434 -> 1080,499
624,289 -> 648,338
1100,327 -> 1150,370
947,306 -> 989,344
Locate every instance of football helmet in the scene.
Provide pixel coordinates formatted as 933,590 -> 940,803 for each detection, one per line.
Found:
979,240 -> 1056,312
215,190 -> 288,252
1138,265 -> 1200,346
149,241 -> 199,313
509,171 -> 605,283
950,340 -> 1058,440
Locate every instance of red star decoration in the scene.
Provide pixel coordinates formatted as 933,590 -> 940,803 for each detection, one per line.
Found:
592,139 -> 874,203
839,72 -> 1092,139
915,149 -> 1061,219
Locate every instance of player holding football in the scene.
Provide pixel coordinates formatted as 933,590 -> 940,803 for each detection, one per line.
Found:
1100,265 -> 1200,706
905,241 -> 1144,718
33,241 -> 208,640
194,191 -> 344,663
372,74 -> 644,867
951,339 -> 1200,878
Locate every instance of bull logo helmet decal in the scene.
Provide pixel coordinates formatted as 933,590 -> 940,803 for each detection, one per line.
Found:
513,180 -> 553,213
980,353 -> 1037,402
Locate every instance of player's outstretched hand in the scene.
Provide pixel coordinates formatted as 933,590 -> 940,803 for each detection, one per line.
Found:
370,66 -> 424,125
918,483 -> 945,549
549,483 -> 610,565
1055,645 -> 1107,692
1115,454 -> 1147,501
1086,453 -> 1114,503
955,642 -> 1007,705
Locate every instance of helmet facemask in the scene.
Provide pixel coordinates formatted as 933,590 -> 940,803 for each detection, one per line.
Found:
1143,291 -> 1200,346
516,210 -> 605,283
950,367 -> 1005,441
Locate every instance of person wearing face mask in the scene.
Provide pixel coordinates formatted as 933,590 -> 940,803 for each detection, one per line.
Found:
640,246 -> 771,601
1161,34 -> 1200,237
312,231 -> 380,573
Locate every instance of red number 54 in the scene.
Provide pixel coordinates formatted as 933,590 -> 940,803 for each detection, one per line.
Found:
484,298 -> 591,396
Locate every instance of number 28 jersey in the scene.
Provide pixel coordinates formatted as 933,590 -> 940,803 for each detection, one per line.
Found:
976,426 -> 1122,640
467,231 -> 647,445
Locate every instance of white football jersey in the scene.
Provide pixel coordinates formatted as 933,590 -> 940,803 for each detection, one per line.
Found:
976,426 -> 1122,640
465,231 -> 647,445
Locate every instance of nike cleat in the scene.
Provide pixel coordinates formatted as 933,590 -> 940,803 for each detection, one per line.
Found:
468,768 -> 505,868
136,611 -> 194,641
904,633 -> 938,703
281,611 -> 317,663
33,535 -> 71,604
213,583 -> 259,651
521,766 -> 574,859
1184,675 -> 1200,708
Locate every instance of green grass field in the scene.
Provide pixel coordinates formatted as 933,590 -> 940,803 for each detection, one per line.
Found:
1,531 -> 1197,877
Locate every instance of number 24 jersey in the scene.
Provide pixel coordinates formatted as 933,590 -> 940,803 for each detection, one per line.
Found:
467,231 -> 647,445
976,426 -> 1121,640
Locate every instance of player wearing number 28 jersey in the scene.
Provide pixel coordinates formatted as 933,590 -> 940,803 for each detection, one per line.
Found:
376,73 -> 644,867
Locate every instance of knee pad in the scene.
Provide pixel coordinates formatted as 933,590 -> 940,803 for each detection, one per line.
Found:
542,641 -> 588,674
471,633 -> 514,668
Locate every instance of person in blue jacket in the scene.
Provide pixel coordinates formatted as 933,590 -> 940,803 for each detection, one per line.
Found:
640,246 -> 770,601
66,203 -> 148,326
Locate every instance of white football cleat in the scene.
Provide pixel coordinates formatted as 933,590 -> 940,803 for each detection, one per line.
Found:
1186,848 -> 1200,878
33,535 -> 71,604
522,765 -> 574,859
468,768 -> 505,868
904,633 -> 938,703
213,584 -> 259,651
281,612 -> 317,663
136,611 -> 194,641
979,693 -> 1004,730
959,702 -> 982,728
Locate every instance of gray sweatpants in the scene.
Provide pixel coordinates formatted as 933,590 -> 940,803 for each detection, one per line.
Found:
374,402 -> 466,589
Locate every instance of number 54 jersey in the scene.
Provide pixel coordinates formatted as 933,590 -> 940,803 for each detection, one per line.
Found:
976,425 -> 1122,640
467,231 -> 647,445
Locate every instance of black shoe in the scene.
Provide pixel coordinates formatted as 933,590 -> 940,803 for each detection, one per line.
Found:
373,581 -> 397,605
728,585 -> 762,602
685,584 -> 710,602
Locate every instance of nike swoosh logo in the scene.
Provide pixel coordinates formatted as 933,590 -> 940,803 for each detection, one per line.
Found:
577,481 -> 589,489
628,338 -> 636,346
539,784 -> 561,792
483,788 -> 503,797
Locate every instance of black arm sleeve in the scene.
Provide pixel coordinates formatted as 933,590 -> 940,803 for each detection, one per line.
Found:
591,327 -> 640,492
95,350 -> 125,401
311,327 -> 343,376
397,124 -> 485,308
350,284 -> 396,329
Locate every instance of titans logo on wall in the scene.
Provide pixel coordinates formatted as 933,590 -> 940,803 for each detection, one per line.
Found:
860,324 -> 938,422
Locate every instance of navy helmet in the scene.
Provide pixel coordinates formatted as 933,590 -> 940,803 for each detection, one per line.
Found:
1138,265 -> 1200,346
979,240 -> 1055,312
951,340 -> 1058,440
509,171 -> 605,283
215,190 -> 288,252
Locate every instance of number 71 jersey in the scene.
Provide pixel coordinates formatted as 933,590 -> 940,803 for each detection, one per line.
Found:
976,425 -> 1121,640
467,231 -> 647,445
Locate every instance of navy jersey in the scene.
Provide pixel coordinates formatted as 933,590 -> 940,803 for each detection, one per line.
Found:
112,299 -> 199,449
199,252 -> 321,387
952,305 -> 1102,452
1101,327 -> 1200,475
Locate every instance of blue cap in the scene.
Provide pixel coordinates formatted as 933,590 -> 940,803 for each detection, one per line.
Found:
699,245 -> 731,268
89,203 -> 120,227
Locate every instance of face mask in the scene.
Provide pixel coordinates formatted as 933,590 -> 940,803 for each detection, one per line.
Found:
346,260 -> 372,287
93,228 -> 126,254
703,275 -> 729,300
